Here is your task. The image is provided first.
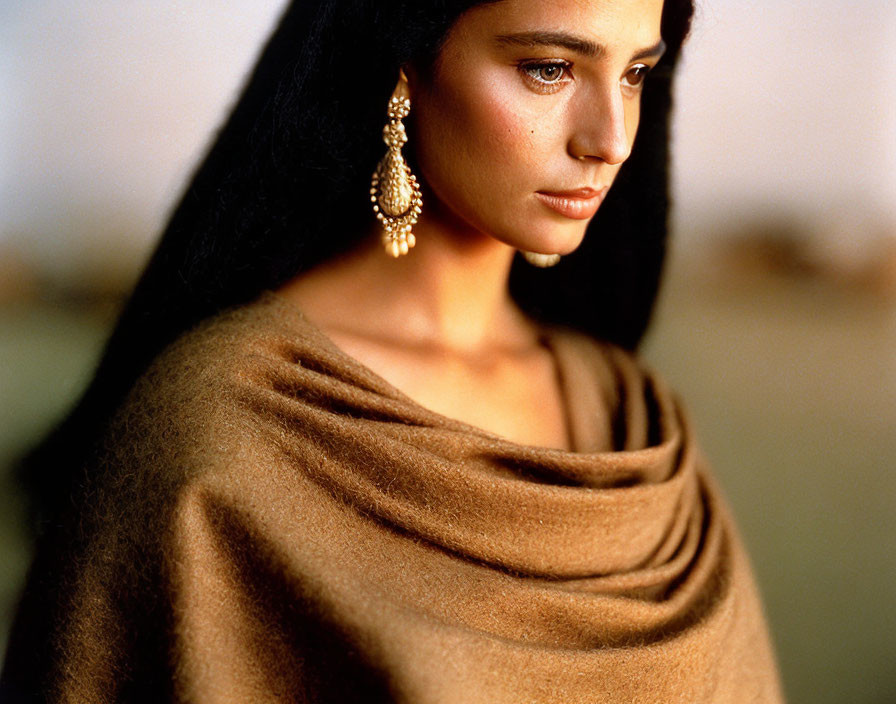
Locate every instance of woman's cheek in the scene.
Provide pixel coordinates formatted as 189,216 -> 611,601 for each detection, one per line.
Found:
480,75 -> 534,136
472,93 -> 543,187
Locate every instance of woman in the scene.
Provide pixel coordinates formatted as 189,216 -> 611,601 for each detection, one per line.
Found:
3,0 -> 784,701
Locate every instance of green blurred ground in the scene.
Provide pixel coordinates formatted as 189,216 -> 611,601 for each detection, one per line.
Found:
0,299 -> 114,653
1,262 -> 894,702
642,259 -> 896,704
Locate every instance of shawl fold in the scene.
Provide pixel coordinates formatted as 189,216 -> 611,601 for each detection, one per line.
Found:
2,292 -> 783,703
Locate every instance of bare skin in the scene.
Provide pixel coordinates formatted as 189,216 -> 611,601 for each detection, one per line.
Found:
278,212 -> 572,449
278,0 -> 665,450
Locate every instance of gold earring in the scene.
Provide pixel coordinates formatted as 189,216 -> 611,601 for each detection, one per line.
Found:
371,70 -> 423,258
521,251 -> 562,267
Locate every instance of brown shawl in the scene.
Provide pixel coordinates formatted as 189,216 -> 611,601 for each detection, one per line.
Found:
3,292 -> 783,702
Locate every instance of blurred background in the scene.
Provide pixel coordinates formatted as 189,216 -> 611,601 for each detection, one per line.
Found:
1,1 -> 894,700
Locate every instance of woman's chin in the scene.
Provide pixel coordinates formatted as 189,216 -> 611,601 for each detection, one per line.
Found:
512,224 -> 589,258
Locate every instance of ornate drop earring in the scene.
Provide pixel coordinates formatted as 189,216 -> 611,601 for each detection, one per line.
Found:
371,70 -> 423,258
521,251 -> 562,267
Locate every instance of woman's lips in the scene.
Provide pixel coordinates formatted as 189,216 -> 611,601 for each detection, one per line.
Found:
534,188 -> 607,220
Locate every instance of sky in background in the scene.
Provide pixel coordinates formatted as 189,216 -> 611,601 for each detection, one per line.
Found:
0,1 -> 287,281
1,0 -> 894,281
672,0 -> 896,242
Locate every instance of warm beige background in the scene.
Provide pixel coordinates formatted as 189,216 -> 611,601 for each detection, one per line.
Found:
1,2 -> 894,701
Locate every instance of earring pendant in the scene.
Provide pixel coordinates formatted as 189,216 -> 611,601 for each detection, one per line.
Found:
371,76 -> 423,258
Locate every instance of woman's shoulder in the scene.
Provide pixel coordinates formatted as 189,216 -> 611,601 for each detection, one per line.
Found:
96,293 -> 304,485
145,290 -> 300,377
134,290 -> 308,393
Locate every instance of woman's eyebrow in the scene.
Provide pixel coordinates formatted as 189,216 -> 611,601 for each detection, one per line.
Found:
495,31 -> 666,62
633,38 -> 666,61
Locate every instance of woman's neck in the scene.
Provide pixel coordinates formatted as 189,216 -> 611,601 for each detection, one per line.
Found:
277,216 -> 573,452
279,217 -> 537,355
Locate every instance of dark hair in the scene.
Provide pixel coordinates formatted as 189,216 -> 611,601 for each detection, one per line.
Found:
19,0 -> 694,531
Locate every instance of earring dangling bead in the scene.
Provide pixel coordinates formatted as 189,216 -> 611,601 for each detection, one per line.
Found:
521,251 -> 562,267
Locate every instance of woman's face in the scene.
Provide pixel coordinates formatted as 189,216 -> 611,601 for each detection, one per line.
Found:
408,0 -> 665,256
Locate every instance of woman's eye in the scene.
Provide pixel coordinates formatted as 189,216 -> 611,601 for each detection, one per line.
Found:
622,64 -> 651,89
520,61 -> 572,88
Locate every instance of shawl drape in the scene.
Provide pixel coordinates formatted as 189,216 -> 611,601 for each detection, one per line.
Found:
2,291 -> 783,702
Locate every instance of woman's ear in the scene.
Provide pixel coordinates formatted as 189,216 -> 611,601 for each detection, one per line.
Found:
399,65 -> 413,97
401,55 -> 440,100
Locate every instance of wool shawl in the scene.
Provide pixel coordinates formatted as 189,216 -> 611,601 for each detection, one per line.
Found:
3,292 -> 784,703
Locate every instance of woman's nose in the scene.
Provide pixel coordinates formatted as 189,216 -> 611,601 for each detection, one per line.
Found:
567,86 -> 633,165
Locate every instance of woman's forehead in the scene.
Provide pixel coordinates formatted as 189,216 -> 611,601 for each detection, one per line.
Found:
448,0 -> 665,58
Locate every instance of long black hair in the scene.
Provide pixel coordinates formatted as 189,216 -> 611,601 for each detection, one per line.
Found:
20,0 -> 694,531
